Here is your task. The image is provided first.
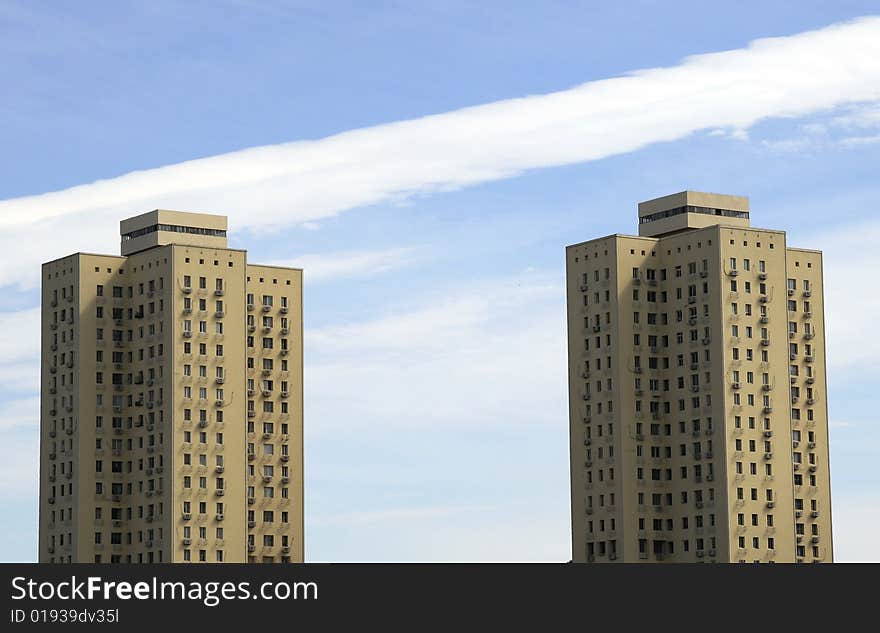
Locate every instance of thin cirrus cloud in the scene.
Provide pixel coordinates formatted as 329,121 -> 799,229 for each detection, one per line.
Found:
268,246 -> 422,282
1,17 -> 880,289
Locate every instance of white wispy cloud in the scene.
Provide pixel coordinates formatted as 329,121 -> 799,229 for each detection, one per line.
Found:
837,134 -> 880,148
1,17 -> 880,289
311,504 -> 497,527
269,246 -> 421,282
0,397 -> 39,431
0,308 -> 40,361
793,219 -> 880,373
305,272 -> 567,433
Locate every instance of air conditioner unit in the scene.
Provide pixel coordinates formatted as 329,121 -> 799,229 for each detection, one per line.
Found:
280,455 -> 289,462
281,476 -> 290,484
696,550 -> 705,558
182,538 -> 191,546
793,463 -> 800,470
810,511 -> 819,518
216,489 -> 225,496
803,312 -> 812,319
796,510 -> 803,518
262,476 -> 272,483
247,497 -> 255,505
809,465 -> 817,472
248,544 -> 256,552
804,356 -> 814,363
706,474 -> 714,482
766,501 -> 775,509
808,441 -> 816,449
262,369 -> 271,376
729,270 -> 739,277
214,311 -> 224,318
764,453 -> 773,460
215,466 -> 224,474
688,296 -> 696,304
262,305 -> 271,312
156,466 -> 163,474
248,453 -> 255,461
763,407 -> 773,414
705,451 -> 713,459
216,514 -> 224,521
731,382 -> 740,390
793,440 -> 800,448
760,339 -> 770,347
702,338 -> 711,345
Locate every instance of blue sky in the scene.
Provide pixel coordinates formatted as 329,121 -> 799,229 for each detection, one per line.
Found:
1,1 -> 879,561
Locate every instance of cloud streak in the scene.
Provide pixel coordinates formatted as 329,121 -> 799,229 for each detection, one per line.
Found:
2,17 -> 880,288
269,246 -> 421,282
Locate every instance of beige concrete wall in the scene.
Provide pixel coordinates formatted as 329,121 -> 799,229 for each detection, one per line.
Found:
245,265 -> 304,563
121,210 -> 229,256
566,211 -> 832,564
169,244 -> 248,562
784,248 -> 832,562
40,215 -> 304,564
717,226 -> 796,562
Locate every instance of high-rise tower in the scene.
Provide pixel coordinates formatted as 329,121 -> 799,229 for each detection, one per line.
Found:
40,210 -> 303,563
566,192 -> 832,563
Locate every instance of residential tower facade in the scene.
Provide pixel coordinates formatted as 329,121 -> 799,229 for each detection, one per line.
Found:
39,210 -> 303,563
566,191 -> 832,563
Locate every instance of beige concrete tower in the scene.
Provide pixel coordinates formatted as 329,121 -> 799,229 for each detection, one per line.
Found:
566,191 -> 832,563
39,210 -> 303,563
